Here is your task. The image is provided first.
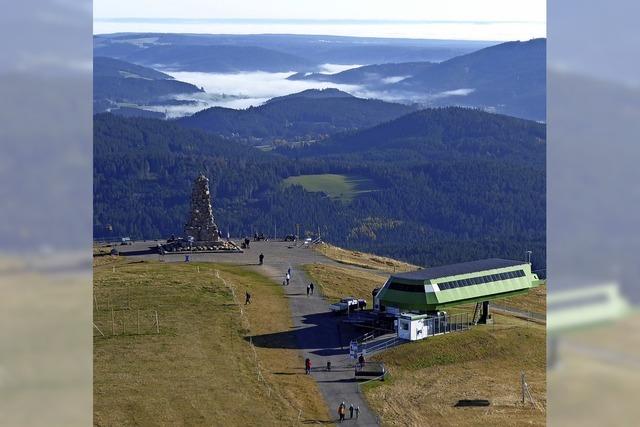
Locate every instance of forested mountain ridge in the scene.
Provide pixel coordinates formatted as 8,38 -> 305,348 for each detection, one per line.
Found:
93,57 -> 204,116
286,39 -> 546,121
393,38 -> 546,120
94,110 -> 545,271
94,33 -> 493,72
288,62 -> 435,85
286,107 -> 546,163
176,91 -> 418,143
94,56 -> 174,80
265,88 -> 355,103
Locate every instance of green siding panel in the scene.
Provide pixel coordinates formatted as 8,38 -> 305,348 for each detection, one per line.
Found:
377,263 -> 538,312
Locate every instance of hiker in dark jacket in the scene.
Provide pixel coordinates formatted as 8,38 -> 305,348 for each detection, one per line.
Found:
309,282 -> 314,295
349,404 -> 354,419
245,292 -> 251,305
338,402 -> 346,422
305,358 -> 311,374
258,253 -> 264,265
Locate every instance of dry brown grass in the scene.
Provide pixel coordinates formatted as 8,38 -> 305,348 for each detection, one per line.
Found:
94,261 -> 329,426
314,243 -> 418,273
303,263 -> 386,303
365,320 -> 546,427
498,284 -> 547,314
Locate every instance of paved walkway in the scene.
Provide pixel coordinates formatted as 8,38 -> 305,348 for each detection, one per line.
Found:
119,240 -> 383,425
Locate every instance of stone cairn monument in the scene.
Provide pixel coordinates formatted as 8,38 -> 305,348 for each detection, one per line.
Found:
184,174 -> 220,242
159,174 -> 241,253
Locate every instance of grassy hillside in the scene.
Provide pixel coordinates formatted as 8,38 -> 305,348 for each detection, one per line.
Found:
93,259 -> 329,425
282,174 -> 377,202
499,284 -> 546,314
303,263 -> 386,303
366,320 -> 546,426
313,243 -> 419,272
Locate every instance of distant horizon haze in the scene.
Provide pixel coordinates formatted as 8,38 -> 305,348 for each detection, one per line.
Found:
93,18 -> 545,41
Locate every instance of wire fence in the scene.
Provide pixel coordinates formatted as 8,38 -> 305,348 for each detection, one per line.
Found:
215,270 -> 305,423
93,292 -> 161,337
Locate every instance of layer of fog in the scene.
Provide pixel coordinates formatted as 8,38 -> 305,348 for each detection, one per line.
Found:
318,63 -> 362,74
142,65 -> 475,118
146,66 -> 365,117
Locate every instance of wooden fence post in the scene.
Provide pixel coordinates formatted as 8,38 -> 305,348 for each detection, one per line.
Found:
137,309 -> 140,335
155,310 -> 159,334
111,308 -> 115,336
521,371 -> 525,404
94,294 -> 99,312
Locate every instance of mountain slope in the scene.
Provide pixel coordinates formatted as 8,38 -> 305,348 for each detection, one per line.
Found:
288,62 -> 435,86
265,88 -> 355,104
394,38 -> 546,120
290,107 -> 546,163
94,33 -> 494,71
94,56 -> 174,80
176,90 -> 418,143
286,39 -> 546,121
93,57 -> 204,115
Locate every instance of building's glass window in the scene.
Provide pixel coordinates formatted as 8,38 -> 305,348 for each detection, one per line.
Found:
437,269 -> 526,290
389,282 -> 425,293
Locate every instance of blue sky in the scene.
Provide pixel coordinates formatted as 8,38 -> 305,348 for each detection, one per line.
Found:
94,0 -> 545,40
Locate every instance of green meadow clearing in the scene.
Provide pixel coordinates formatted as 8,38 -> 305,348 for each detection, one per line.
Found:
282,173 -> 377,201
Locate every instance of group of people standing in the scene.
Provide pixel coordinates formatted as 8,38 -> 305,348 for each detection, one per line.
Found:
338,402 -> 359,422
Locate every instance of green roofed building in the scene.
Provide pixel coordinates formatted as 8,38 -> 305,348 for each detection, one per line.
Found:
374,258 -> 543,315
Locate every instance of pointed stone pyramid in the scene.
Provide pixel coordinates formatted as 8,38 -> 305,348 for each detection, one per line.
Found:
184,174 -> 220,242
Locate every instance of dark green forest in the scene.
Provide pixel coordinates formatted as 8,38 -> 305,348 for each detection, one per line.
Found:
94,108 -> 545,272
176,91 -> 417,143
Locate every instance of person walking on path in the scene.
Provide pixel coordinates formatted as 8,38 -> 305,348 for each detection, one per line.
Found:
305,358 -> 311,375
286,272 -> 290,286
349,404 -> 354,419
287,267 -> 291,276
358,354 -> 365,368
338,402 -> 346,423
282,279 -> 286,287
355,406 -> 360,419
258,253 -> 264,265
309,282 -> 314,295
306,284 -> 310,296
326,360 -> 331,372
245,291 -> 251,305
